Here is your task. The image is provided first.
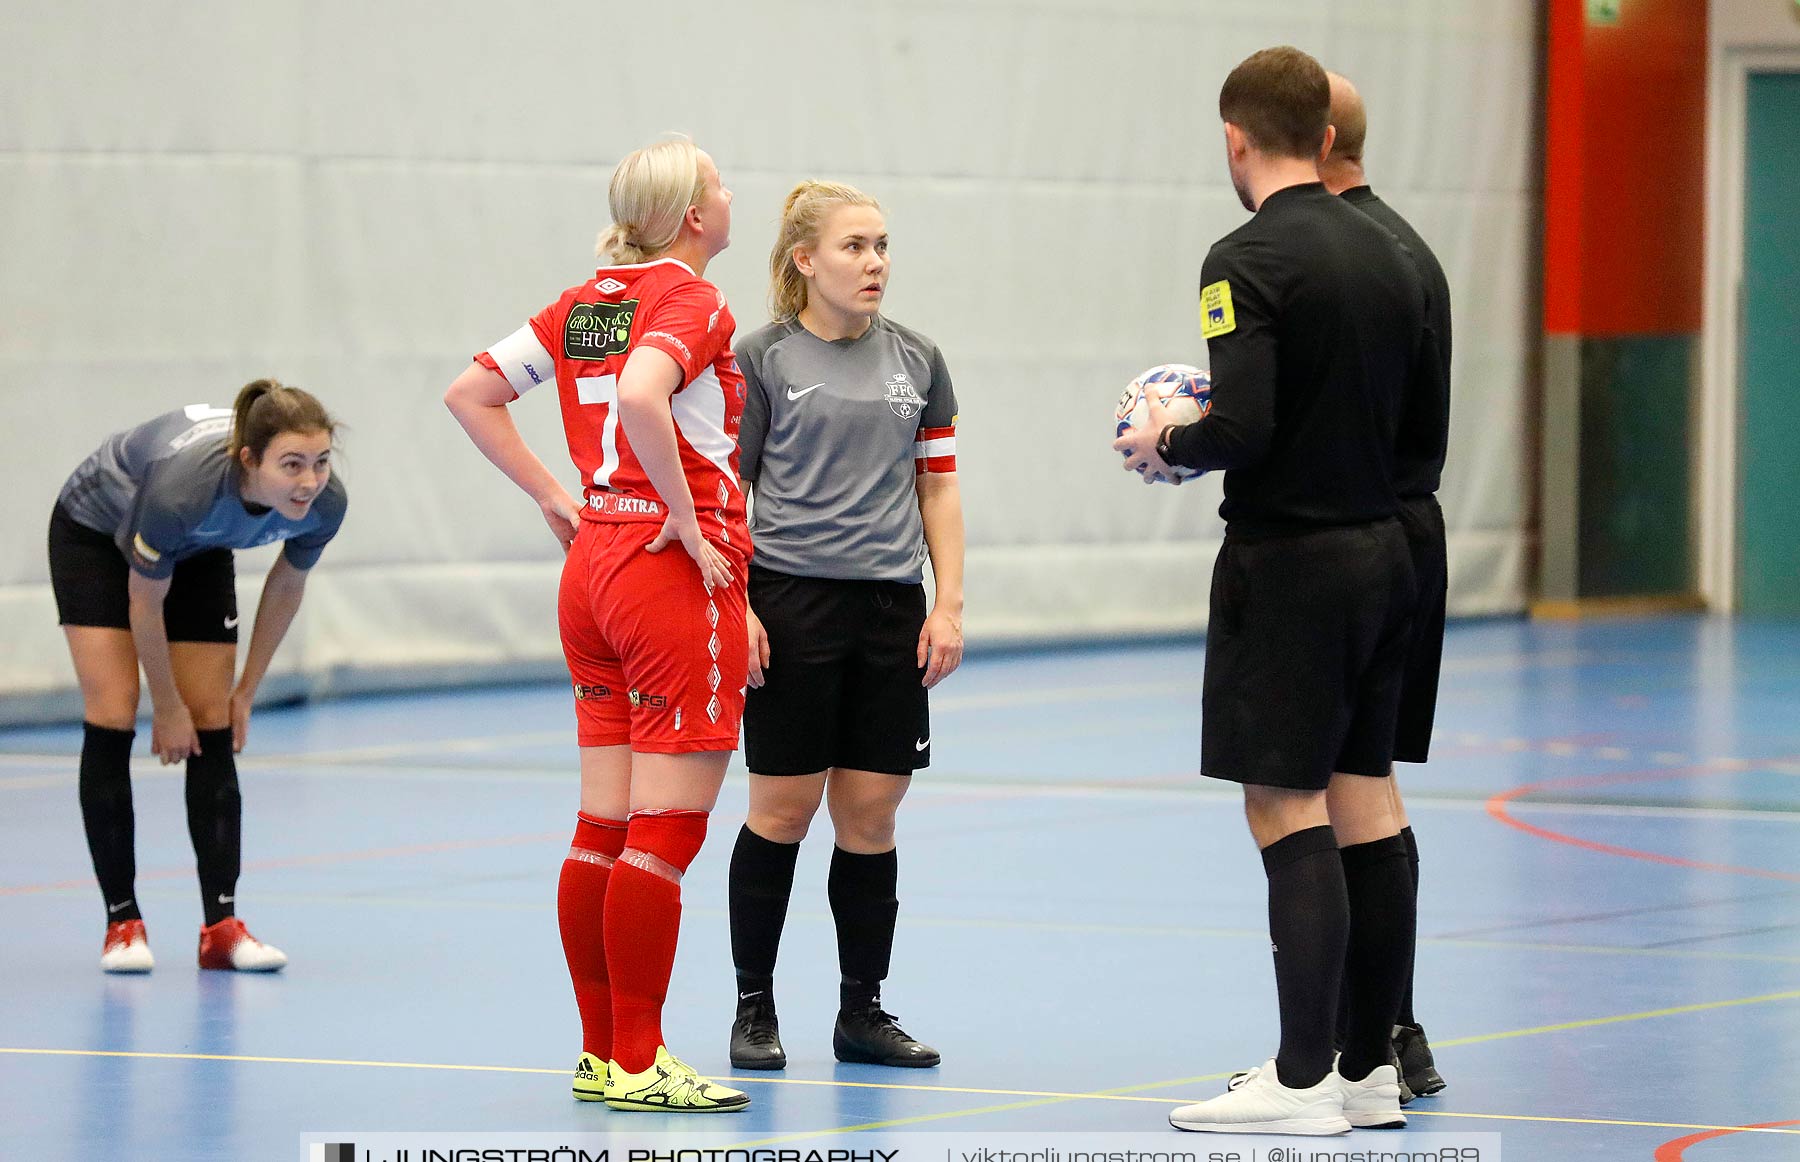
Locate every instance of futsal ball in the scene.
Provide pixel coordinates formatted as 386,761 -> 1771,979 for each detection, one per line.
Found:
1115,363 -> 1213,483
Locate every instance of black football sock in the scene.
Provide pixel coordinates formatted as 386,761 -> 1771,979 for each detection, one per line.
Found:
830,846 -> 898,1010
185,729 -> 241,927
728,824 -> 801,997
1262,825 -> 1347,1090
1338,834 -> 1417,1081
1396,825 -> 1421,1027
79,723 -> 140,924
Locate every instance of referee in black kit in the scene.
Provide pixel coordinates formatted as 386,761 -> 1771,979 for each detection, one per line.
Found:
1320,68 -> 1452,1100
1114,46 -> 1441,1136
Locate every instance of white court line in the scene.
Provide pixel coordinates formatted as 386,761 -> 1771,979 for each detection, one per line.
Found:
8,756 -> 1800,828
0,684 -> 1151,770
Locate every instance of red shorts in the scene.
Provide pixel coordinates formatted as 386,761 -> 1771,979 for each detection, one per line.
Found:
558,519 -> 748,753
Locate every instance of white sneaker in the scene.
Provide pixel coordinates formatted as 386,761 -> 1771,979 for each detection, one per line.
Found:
1338,1062 -> 1407,1128
1170,1059 -> 1350,1135
1226,1062 -> 1263,1091
101,919 -> 154,973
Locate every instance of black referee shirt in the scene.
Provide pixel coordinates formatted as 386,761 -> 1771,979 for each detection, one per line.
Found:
1166,182 -> 1433,532
1343,185 -> 1452,499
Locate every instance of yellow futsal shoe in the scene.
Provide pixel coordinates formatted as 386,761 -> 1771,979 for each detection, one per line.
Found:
571,1052 -> 607,1102
603,1046 -> 750,1112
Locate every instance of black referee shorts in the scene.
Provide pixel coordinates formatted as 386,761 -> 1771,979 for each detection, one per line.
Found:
1201,518 -> 1417,792
743,564 -> 929,777
1393,495 -> 1447,764
47,504 -> 239,644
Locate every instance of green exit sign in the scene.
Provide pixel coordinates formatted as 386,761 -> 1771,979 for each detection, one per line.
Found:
1586,0 -> 1622,23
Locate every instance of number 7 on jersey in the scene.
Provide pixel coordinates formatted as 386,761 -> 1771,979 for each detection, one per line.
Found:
575,374 -> 622,488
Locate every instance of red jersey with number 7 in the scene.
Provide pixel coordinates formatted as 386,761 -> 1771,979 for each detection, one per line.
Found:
477,257 -> 748,544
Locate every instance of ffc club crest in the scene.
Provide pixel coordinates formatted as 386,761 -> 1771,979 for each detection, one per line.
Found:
885,373 -> 923,419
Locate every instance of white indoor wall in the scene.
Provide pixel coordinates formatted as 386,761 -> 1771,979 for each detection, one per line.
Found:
0,0 -> 1540,715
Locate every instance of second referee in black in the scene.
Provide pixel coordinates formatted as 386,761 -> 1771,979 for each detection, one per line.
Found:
1114,45 -> 1441,1136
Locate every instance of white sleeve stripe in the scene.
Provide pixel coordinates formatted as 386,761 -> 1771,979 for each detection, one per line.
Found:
484,324 -> 556,397
913,436 -> 957,458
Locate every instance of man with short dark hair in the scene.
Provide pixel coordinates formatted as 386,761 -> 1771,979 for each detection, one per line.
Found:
1320,69 -> 1452,1101
1115,45 -> 1440,1135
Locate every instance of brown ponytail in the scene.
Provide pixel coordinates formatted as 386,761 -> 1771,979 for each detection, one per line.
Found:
229,378 -> 337,464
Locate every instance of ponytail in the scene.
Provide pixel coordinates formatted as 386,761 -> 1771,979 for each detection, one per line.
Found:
229,378 -> 337,464
594,136 -> 708,266
767,180 -> 882,321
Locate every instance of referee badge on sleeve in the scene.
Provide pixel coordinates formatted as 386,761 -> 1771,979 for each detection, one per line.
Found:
1200,280 -> 1236,338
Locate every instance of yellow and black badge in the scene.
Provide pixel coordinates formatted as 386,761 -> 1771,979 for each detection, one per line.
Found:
1199,280 -> 1236,338
565,299 -> 639,361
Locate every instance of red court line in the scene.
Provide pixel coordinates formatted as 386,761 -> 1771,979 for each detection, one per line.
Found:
0,831 -> 564,897
1655,1118 -> 1800,1160
1486,763 -> 1800,883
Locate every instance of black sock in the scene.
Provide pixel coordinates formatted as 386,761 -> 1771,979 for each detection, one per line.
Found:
1396,826 -> 1420,1027
185,729 -> 241,927
728,824 -> 801,997
79,723 -> 139,924
1338,834 -> 1417,1080
1262,825 -> 1347,1090
1339,823 -> 1422,1046
829,846 -> 898,1011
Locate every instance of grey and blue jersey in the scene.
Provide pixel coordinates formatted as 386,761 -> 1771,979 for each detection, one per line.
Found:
56,406 -> 348,579
736,316 -> 958,582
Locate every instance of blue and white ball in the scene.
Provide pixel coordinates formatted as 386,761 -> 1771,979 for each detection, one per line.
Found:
1115,363 -> 1213,484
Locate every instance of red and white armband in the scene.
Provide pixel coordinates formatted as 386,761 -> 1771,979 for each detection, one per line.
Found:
913,425 -> 957,475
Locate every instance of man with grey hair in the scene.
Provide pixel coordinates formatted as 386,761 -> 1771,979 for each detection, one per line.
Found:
1320,70 -> 1452,1100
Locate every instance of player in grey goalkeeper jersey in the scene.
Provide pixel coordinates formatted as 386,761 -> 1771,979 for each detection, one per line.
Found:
726,182 -> 964,1072
47,380 -> 346,975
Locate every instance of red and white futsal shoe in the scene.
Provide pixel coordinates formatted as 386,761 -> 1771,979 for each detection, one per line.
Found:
196,917 -> 288,972
101,919 -> 154,974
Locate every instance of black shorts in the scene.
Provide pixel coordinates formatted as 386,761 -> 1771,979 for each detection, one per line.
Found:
1393,495 -> 1447,764
1201,518 -> 1416,791
47,504 -> 239,644
743,564 -> 929,777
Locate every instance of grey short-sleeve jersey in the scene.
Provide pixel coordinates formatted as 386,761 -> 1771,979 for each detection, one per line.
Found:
736,316 -> 958,582
57,406 -> 348,579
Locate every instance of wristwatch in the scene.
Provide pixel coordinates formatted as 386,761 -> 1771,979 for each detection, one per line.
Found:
1155,424 -> 1177,465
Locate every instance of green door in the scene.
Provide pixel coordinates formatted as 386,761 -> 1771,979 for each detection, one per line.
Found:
1740,72 -> 1800,615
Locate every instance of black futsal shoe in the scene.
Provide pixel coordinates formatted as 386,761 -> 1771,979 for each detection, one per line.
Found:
832,1005 -> 941,1068
1392,1023 -> 1445,1096
729,992 -> 787,1070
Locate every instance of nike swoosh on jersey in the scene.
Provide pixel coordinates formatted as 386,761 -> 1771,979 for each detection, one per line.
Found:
915,737 -> 930,751
786,382 -> 826,400
224,615 -> 240,628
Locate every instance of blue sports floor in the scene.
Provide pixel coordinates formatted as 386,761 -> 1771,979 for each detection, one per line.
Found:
4,615 -> 1800,1160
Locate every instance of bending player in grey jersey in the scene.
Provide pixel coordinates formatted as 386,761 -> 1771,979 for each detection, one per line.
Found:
727,181 -> 965,1071
49,380 -> 348,974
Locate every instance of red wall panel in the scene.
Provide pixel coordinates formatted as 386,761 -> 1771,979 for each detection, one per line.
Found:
1544,0 -> 1708,336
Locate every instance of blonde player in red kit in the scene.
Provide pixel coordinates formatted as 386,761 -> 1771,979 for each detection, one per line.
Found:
445,136 -> 750,1113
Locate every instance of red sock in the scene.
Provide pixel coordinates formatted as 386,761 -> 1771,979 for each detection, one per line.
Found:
558,813 -> 627,1057
605,809 -> 709,1073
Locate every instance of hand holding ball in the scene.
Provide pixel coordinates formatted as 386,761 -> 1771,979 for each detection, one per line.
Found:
1113,364 -> 1213,485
